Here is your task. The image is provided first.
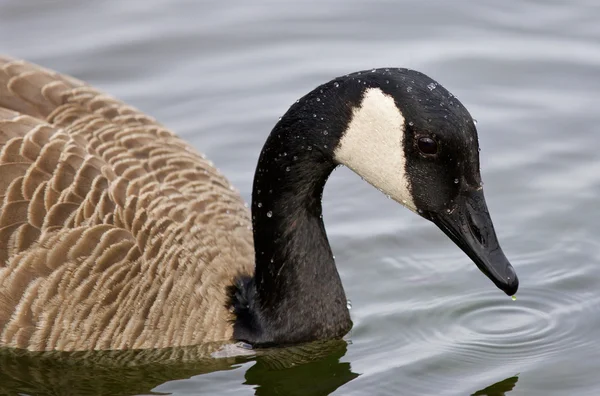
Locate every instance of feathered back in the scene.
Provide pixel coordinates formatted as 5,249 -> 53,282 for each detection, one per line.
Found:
0,57 -> 254,351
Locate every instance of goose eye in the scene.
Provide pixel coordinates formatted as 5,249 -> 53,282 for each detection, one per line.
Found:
418,137 -> 438,155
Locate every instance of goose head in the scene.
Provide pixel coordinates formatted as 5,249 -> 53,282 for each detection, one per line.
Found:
330,69 -> 518,295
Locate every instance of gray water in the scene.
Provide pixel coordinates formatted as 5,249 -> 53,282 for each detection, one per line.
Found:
1,0 -> 599,395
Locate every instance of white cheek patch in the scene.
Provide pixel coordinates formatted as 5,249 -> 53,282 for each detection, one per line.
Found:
333,87 -> 416,212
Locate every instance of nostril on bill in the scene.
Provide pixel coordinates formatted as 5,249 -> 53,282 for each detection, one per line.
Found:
467,212 -> 485,245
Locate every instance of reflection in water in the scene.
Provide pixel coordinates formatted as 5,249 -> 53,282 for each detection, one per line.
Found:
245,341 -> 359,395
0,344 -> 244,396
0,340 -> 358,396
472,375 -> 519,396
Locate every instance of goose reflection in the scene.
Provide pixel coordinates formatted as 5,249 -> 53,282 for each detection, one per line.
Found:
0,340 -> 357,396
244,340 -> 358,395
472,375 -> 519,396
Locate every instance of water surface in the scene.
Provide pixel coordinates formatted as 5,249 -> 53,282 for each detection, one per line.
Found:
0,0 -> 599,395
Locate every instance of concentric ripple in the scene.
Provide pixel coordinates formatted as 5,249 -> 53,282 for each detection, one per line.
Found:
351,275 -> 600,370
428,286 -> 600,365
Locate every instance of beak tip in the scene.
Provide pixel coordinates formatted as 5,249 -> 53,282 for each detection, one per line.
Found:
499,269 -> 519,296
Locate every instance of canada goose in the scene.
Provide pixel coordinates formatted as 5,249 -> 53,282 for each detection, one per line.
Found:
0,57 -> 518,352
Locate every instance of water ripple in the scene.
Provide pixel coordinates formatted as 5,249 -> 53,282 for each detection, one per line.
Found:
419,287 -> 600,365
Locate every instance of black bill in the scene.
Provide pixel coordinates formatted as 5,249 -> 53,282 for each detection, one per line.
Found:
429,189 -> 519,296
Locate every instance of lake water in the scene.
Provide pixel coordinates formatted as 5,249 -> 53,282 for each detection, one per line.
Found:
1,0 -> 599,395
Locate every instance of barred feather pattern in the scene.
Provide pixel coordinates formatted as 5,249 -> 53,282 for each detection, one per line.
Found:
0,56 -> 255,351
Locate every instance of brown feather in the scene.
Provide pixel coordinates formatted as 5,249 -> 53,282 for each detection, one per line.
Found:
0,55 -> 254,351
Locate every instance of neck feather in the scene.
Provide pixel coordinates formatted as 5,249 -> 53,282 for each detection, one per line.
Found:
231,94 -> 355,346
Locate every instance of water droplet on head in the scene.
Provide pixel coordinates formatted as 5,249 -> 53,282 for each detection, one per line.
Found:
454,178 -> 459,184
371,69 -> 376,72
313,114 -> 317,118
257,202 -> 262,208
285,166 -> 290,172
385,80 -> 389,84
446,208 -> 451,214
323,130 -> 328,135
417,209 -> 424,214
408,121 -> 414,126
333,82 -> 339,88
473,119 -> 478,125
316,97 -> 321,102
406,86 -> 413,93
266,211 -> 273,218
427,82 -> 437,91
346,300 -> 352,310
307,146 -> 312,151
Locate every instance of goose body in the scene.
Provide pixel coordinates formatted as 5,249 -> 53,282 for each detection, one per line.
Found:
0,57 -> 518,352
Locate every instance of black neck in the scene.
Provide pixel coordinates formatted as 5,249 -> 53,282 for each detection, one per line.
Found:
231,85 -> 359,346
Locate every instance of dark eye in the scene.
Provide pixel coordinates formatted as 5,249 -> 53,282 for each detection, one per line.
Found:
417,137 -> 438,155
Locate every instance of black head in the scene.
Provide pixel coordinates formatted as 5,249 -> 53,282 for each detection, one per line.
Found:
328,69 -> 518,295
